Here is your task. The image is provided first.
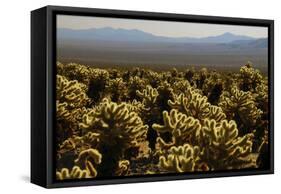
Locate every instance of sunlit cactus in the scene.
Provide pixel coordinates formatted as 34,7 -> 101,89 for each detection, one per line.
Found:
136,85 -> 159,108
204,105 -> 226,123
55,61 -> 269,177
153,109 -> 201,148
79,98 -> 148,176
56,166 -> 92,180
194,67 -> 208,89
168,90 -> 210,120
106,77 -> 128,102
87,68 -> 110,103
239,62 -> 263,92
56,148 -> 102,180
201,119 -> 255,170
80,98 -> 148,147
56,102 -> 72,122
56,75 -> 91,143
108,68 -> 121,79
146,70 -> 163,88
127,76 -> 147,100
126,99 -> 148,118
115,160 -> 130,176
57,75 -> 90,109
57,62 -> 92,85
219,86 -> 262,133
159,144 -> 206,173
254,82 -> 269,112
202,71 -> 223,105
172,80 -> 191,95
136,83 -> 176,150
57,132 -> 100,158
75,148 -> 102,167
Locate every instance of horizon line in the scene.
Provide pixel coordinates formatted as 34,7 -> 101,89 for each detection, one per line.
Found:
57,27 -> 267,39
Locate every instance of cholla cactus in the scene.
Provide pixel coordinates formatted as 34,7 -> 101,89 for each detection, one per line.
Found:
108,68 -> 121,79
146,70 -> 163,88
172,80 -> 191,95
137,83 -> 176,150
126,99 -> 148,118
204,105 -> 226,123
56,61 -> 268,176
57,62 -> 92,85
165,68 -> 185,84
79,98 -> 148,176
201,119 -> 255,170
87,68 -> 110,103
202,71 -> 223,105
136,85 -> 158,108
154,83 -> 256,171
56,148 -> 102,180
239,62 -> 263,91
153,109 -> 201,148
127,76 -> 147,100
169,88 -> 224,123
184,68 -> 195,83
80,98 -> 148,147
115,160 -> 130,176
159,144 -> 205,173
157,81 -> 174,112
56,166 -> 92,180
254,82 -> 269,112
168,89 -> 210,120
194,67 -> 208,89
56,102 -> 72,122
219,87 -> 262,132
106,78 -> 128,102
56,75 -> 90,142
57,75 -> 89,109
57,108 -> 90,136
257,130 -> 269,168
57,132 -> 100,158
157,119 -> 255,172
74,149 -> 102,172
136,85 -> 164,150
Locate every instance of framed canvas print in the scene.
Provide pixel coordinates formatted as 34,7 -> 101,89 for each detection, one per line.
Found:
31,5 -> 274,188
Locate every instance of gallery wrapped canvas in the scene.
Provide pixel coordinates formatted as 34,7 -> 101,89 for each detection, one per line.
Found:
31,6 -> 274,188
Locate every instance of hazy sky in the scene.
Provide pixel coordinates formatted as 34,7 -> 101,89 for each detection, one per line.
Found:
57,15 -> 268,38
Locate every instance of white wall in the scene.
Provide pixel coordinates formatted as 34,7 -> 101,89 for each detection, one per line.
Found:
0,0 -> 279,192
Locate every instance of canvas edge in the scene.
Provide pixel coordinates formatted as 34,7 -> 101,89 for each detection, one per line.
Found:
30,5 -> 274,188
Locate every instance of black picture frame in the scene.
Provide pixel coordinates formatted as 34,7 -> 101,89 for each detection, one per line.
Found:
31,5 -> 274,188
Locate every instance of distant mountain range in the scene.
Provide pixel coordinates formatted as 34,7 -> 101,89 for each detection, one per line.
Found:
219,38 -> 267,49
58,27 -> 264,44
57,27 -> 268,73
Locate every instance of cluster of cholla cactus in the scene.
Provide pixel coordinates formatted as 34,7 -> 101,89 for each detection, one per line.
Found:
79,98 -> 148,176
56,61 -> 269,179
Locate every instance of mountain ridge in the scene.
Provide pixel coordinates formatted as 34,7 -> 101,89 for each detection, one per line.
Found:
57,27 -> 258,43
